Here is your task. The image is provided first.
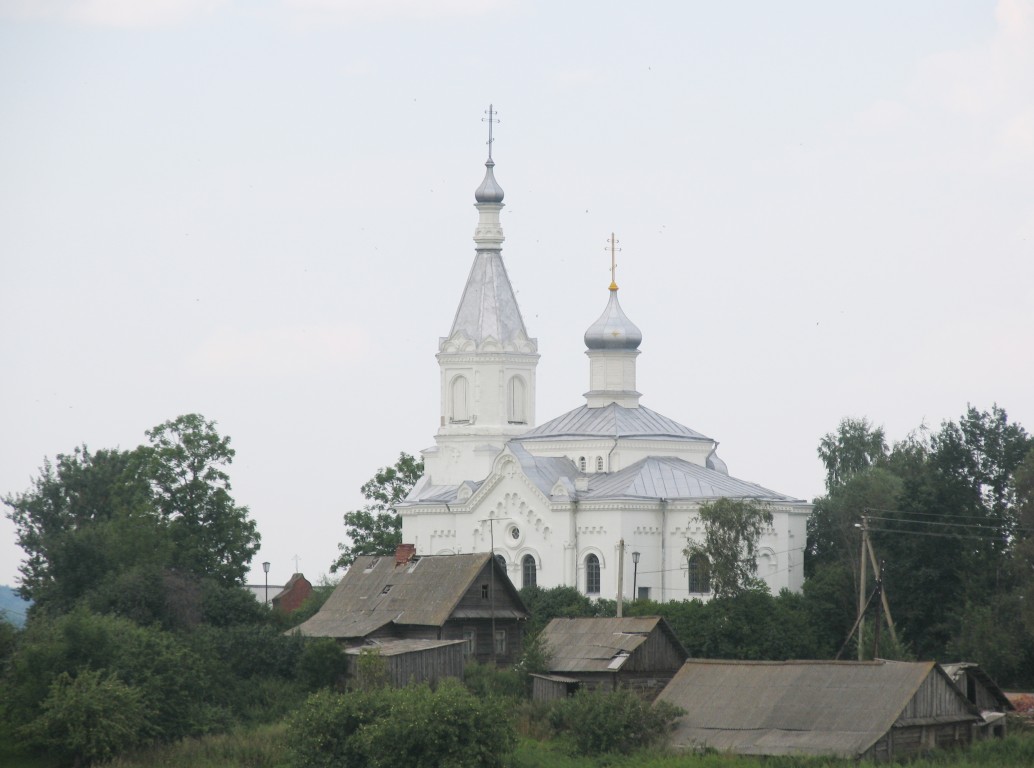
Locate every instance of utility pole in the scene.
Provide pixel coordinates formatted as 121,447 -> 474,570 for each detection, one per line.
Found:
873,560 -> 885,659
857,517 -> 868,660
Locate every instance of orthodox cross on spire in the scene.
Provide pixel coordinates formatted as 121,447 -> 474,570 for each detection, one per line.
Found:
606,232 -> 621,290
482,104 -> 500,160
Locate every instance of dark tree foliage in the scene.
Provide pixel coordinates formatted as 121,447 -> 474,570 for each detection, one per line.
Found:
809,405 -> 1034,682
332,452 -> 423,571
4,415 -> 260,619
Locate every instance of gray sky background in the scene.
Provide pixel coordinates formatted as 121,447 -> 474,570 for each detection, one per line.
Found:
2,0 -> 1032,590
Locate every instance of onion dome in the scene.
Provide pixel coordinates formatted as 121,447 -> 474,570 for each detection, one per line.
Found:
584,287 -> 642,350
474,158 -> 505,203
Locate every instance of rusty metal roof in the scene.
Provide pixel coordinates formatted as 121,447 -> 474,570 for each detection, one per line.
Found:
538,616 -> 687,674
293,552 -> 528,639
656,660 -> 980,758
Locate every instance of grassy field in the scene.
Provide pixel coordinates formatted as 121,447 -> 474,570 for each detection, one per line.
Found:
6,720 -> 1034,768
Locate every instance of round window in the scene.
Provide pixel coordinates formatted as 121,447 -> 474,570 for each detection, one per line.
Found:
509,526 -> 520,540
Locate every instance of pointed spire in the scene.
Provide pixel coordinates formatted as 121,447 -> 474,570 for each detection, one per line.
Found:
475,105 -> 504,203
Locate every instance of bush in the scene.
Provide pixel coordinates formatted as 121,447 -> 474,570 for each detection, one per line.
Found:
464,660 -> 525,700
295,637 -> 348,692
288,680 -> 516,768
549,688 -> 682,755
19,669 -> 151,766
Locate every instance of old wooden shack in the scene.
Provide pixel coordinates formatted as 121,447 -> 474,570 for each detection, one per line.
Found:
294,547 -> 529,667
534,616 -> 688,700
656,659 -> 981,761
344,639 -> 466,688
941,662 -> 1012,739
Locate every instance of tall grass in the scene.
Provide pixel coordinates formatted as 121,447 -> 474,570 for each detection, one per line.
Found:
100,722 -> 289,768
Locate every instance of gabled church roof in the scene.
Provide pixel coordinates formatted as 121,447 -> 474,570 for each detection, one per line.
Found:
584,456 -> 802,502
517,402 -> 713,442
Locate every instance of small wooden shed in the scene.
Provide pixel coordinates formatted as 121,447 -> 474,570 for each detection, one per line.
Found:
534,616 -> 688,701
344,639 -> 466,688
941,662 -> 1013,739
656,659 -> 981,761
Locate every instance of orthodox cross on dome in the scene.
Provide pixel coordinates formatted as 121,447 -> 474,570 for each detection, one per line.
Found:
606,232 -> 621,290
482,104 -> 500,160
292,554 -> 301,573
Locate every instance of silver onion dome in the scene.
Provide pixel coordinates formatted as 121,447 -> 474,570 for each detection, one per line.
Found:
474,158 -> 505,203
584,288 -> 642,350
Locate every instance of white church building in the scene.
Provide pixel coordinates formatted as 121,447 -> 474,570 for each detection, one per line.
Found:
399,138 -> 811,603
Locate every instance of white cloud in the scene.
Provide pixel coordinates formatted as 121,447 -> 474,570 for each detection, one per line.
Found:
187,325 -> 370,378
0,0 -> 227,26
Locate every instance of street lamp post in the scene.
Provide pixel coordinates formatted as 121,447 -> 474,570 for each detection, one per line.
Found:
632,551 -> 640,600
262,561 -> 270,605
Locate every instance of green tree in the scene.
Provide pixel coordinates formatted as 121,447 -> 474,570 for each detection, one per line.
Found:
817,417 -> 888,494
4,415 -> 260,618
685,498 -> 773,600
145,414 -> 260,585
332,452 -> 423,571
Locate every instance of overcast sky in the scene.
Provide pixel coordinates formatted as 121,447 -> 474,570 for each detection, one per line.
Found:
2,1 -> 1032,590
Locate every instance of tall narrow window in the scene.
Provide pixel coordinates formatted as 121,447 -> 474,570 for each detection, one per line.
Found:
494,629 -> 507,656
595,456 -> 604,472
688,554 -> 711,594
579,456 -> 587,472
450,375 -> 469,422
585,554 -> 601,595
494,554 -> 506,571
522,554 -> 537,588
507,376 -> 526,424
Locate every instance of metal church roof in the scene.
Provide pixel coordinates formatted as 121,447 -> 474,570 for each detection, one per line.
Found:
585,456 -> 802,502
448,249 -> 529,349
517,402 -> 713,442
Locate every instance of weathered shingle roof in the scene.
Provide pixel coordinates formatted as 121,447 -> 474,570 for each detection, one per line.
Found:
517,403 -> 713,442
294,553 -> 528,639
539,616 -> 687,673
941,662 -> 1014,712
657,660 -> 980,758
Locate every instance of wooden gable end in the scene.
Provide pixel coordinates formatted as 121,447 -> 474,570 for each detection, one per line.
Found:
623,625 -> 688,674
898,668 -> 980,725
451,560 -> 528,619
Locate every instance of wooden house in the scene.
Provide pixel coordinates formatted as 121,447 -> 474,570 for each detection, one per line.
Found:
294,548 -> 529,667
344,639 -> 467,688
533,616 -> 688,701
656,659 -> 981,761
941,662 -> 1013,739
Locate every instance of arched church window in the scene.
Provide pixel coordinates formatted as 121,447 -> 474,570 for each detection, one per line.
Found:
579,456 -> 587,472
688,554 -> 711,594
494,554 -> 506,571
521,554 -> 537,588
507,376 -> 526,424
450,375 -> 469,423
585,554 -> 601,595
595,456 -> 604,472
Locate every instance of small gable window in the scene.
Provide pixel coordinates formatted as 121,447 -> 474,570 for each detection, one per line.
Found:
521,554 -> 537,588
481,583 -> 489,599
585,554 -> 601,595
688,554 -> 711,594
